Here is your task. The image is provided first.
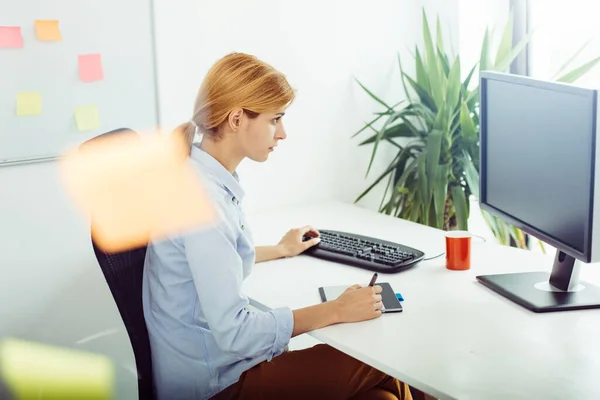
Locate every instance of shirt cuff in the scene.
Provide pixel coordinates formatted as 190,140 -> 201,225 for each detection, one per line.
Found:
267,307 -> 294,361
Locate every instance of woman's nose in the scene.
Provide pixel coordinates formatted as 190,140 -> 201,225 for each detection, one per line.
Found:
276,122 -> 287,140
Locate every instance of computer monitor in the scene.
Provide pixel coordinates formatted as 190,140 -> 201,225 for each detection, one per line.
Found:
477,71 -> 600,312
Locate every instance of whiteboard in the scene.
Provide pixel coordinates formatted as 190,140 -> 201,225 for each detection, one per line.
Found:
0,0 -> 159,165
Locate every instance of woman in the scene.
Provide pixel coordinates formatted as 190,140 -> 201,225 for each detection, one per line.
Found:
142,52 -> 413,400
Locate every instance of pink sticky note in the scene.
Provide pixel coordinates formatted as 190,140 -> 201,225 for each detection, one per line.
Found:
78,54 -> 104,82
0,27 -> 23,48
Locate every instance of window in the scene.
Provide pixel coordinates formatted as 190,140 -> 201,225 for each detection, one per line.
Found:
529,1 -> 600,86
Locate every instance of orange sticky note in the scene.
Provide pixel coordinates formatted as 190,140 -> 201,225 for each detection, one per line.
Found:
34,20 -> 62,41
60,130 -> 216,252
0,27 -> 23,48
78,54 -> 104,82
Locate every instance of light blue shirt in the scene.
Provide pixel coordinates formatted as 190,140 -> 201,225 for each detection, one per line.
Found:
142,144 -> 294,400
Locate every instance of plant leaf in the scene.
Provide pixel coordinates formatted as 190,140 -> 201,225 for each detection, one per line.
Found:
437,47 -> 451,77
436,15 -> 445,56
479,27 -> 491,72
403,73 -> 437,111
364,124 -> 405,150
417,154 -> 429,216
494,12 -> 514,68
493,30 -> 534,72
426,130 -> 443,183
460,101 -> 477,138
556,55 -> 600,83
433,164 -> 450,228
405,102 -> 436,126
399,115 -> 427,137
433,102 -> 448,132
354,78 -> 394,111
462,63 -> 478,92
352,114 -> 385,138
462,151 -> 480,195
395,156 -> 419,188
409,190 -> 421,222
446,56 -> 462,112
452,185 -> 468,230
422,9 -> 444,108
358,122 -> 415,145
415,48 -> 430,92
378,172 -> 394,212
366,110 -> 407,175
511,226 -> 527,249
465,86 -> 479,109
393,145 -> 419,186
552,39 -> 592,80
354,154 -> 400,203
398,52 -> 414,104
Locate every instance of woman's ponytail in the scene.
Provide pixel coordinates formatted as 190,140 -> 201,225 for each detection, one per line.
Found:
174,121 -> 197,155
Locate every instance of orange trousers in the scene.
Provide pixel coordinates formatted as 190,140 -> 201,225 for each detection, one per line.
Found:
211,344 -> 413,400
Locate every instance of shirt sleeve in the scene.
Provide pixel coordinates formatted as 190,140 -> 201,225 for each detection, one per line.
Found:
183,210 -> 294,361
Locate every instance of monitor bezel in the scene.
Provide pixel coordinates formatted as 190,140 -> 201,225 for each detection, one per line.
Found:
479,71 -> 598,262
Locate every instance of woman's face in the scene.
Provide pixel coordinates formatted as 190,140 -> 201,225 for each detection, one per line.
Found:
238,109 -> 287,162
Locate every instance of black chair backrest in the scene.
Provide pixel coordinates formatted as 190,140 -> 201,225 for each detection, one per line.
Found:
83,128 -> 155,400
0,375 -> 13,400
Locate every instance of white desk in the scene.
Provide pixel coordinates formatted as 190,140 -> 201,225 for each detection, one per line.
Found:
244,201 -> 600,400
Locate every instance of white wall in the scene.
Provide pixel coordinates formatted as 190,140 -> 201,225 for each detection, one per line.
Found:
0,162 -> 137,398
154,0 -> 459,215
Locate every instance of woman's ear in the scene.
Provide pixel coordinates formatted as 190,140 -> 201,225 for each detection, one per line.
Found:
228,109 -> 244,131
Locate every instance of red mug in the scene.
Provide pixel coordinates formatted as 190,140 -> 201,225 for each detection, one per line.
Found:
445,231 -> 471,270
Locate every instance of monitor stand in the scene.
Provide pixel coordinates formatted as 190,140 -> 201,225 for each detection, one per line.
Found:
476,250 -> 600,312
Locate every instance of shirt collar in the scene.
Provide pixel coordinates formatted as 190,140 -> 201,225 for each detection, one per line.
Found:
190,144 -> 245,201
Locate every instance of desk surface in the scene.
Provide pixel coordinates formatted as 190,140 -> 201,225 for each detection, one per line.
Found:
244,201 -> 600,400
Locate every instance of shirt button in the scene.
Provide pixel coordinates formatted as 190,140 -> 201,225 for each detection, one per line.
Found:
241,225 -> 245,230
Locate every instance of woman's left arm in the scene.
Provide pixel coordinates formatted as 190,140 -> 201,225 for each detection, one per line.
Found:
255,226 -> 320,263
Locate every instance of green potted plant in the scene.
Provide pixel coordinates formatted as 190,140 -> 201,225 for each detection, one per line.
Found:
353,8 -> 600,248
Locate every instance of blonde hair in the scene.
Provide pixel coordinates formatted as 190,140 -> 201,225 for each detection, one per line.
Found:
176,52 -> 295,152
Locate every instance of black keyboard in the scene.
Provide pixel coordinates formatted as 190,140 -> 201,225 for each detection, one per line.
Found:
302,229 -> 425,273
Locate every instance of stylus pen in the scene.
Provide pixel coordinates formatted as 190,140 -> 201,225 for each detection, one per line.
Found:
368,272 -> 378,287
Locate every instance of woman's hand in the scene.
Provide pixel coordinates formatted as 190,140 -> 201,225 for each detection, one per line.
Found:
291,283 -> 383,336
334,284 -> 383,323
277,225 -> 321,257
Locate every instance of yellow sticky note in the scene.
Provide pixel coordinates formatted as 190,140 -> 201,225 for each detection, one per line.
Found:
34,20 -> 62,41
0,338 -> 114,399
75,105 -> 101,132
16,92 -> 42,116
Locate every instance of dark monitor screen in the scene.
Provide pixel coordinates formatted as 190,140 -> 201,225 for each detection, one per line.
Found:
480,74 -> 597,256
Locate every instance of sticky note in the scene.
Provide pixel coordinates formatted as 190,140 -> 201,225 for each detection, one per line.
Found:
0,26 -> 23,48
75,105 -> 101,132
34,20 -> 62,41
0,338 -> 114,399
16,92 -> 42,116
60,130 -> 216,252
79,54 -> 104,82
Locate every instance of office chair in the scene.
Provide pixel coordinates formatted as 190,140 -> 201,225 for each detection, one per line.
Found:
0,376 -> 13,400
83,128 -> 155,400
